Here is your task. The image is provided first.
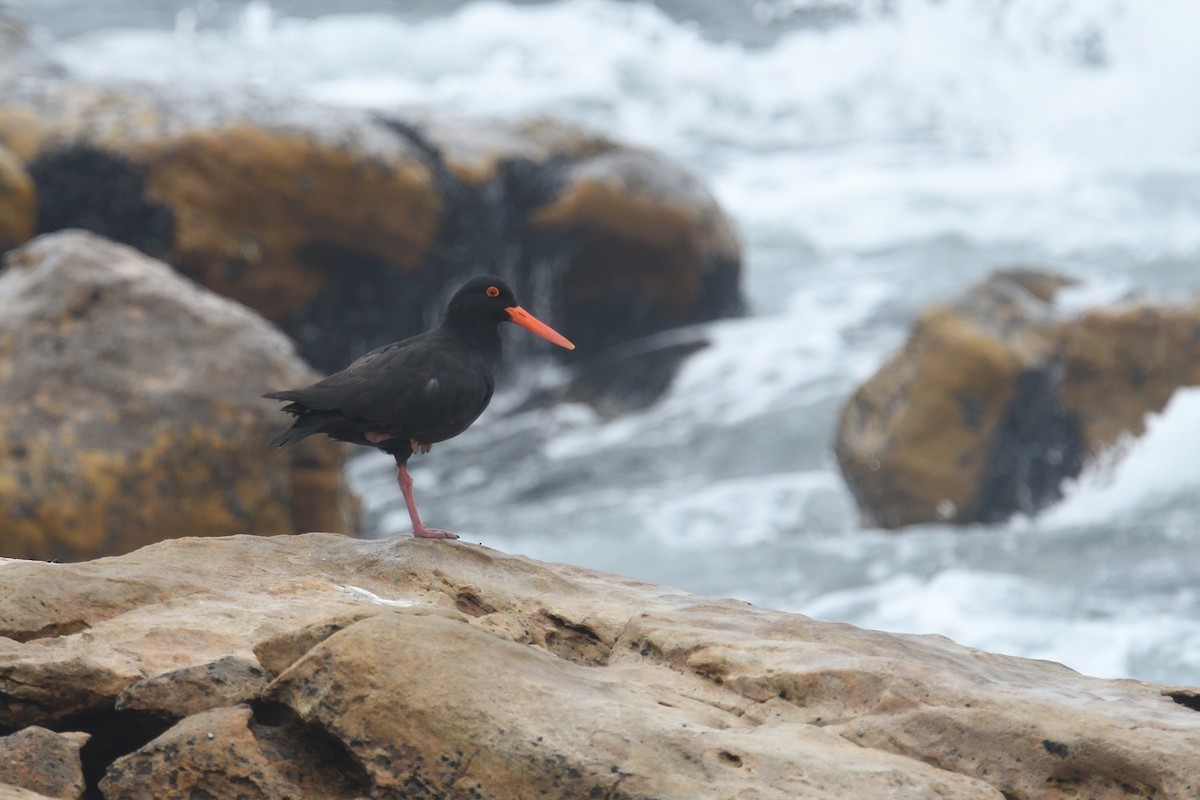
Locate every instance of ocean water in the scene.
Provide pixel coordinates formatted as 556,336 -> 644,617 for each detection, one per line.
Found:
16,0 -> 1200,685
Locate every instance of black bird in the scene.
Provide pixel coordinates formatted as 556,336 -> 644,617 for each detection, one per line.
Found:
264,275 -> 574,539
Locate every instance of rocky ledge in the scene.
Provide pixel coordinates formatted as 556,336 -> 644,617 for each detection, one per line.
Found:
0,533 -> 1196,799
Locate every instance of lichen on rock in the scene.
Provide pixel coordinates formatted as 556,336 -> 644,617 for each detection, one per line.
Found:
0,230 -> 356,560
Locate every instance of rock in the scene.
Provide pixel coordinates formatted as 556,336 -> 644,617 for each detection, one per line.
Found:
0,533 -> 1197,798
0,144 -> 33,252
0,73 -> 743,374
836,269 -> 1200,527
115,656 -> 270,719
836,270 -> 1081,527
0,727 -> 89,800
271,611 -> 997,799
527,147 -> 743,353
100,705 -> 309,800
0,787 -> 60,800
1060,301 -> 1200,451
0,231 -> 356,560
100,703 -> 369,800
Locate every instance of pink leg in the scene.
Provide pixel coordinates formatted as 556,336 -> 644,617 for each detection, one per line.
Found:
396,464 -> 459,540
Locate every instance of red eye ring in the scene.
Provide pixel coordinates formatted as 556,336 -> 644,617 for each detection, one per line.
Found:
486,286 -> 500,298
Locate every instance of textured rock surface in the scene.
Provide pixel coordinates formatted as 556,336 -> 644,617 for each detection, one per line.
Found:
115,656 -> 270,719
0,533 -> 1197,799
0,787 -> 59,800
99,705 -> 362,800
0,231 -> 356,560
0,727 -> 88,800
0,70 -> 742,374
836,269 -> 1200,527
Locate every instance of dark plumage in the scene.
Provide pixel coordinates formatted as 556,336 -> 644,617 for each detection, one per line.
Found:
264,275 -> 574,539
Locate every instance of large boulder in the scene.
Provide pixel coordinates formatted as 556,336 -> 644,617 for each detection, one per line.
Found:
0,230 -> 356,560
0,70 -> 742,374
836,269 -> 1200,527
0,533 -> 1196,798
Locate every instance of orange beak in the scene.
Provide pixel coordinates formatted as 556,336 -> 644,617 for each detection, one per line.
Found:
506,306 -> 575,350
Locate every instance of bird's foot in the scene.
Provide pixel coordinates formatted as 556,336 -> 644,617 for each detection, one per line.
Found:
410,439 -> 432,455
412,525 -> 459,540
365,431 -> 396,445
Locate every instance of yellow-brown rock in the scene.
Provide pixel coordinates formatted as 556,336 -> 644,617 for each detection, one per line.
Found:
1061,301 -> 1200,451
142,124 -> 440,323
0,69 -> 743,376
0,77 -> 443,371
836,270 -> 1081,527
0,533 -> 1197,798
0,143 -> 33,251
531,148 -> 743,352
836,268 -> 1200,528
0,230 -> 356,560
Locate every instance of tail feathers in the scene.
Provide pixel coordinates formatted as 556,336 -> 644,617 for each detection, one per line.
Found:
267,416 -> 324,448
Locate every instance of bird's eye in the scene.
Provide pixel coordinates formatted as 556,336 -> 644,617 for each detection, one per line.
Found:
486,286 -> 500,298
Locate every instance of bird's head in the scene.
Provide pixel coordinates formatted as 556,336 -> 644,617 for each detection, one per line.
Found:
447,275 -> 575,350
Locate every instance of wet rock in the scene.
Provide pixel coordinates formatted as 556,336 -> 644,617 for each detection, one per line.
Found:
0,230 -> 356,560
0,727 -> 88,800
836,268 -> 1200,527
836,270 -> 1080,527
1060,301 -> 1200,452
0,72 -> 742,375
0,533 -> 1196,799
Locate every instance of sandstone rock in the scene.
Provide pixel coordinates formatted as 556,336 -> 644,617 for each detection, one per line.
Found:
836,269 -> 1200,527
100,705 -> 309,800
115,656 -> 269,719
0,727 -> 88,800
0,73 -> 742,374
0,786 -> 60,800
271,611 -> 998,800
0,230 -> 356,560
0,533 -> 1196,798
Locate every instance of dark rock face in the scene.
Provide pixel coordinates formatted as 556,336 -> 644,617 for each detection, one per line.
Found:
971,361 -> 1085,522
29,144 -> 175,259
0,230 -> 357,560
836,268 -> 1200,528
0,71 -> 743,377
